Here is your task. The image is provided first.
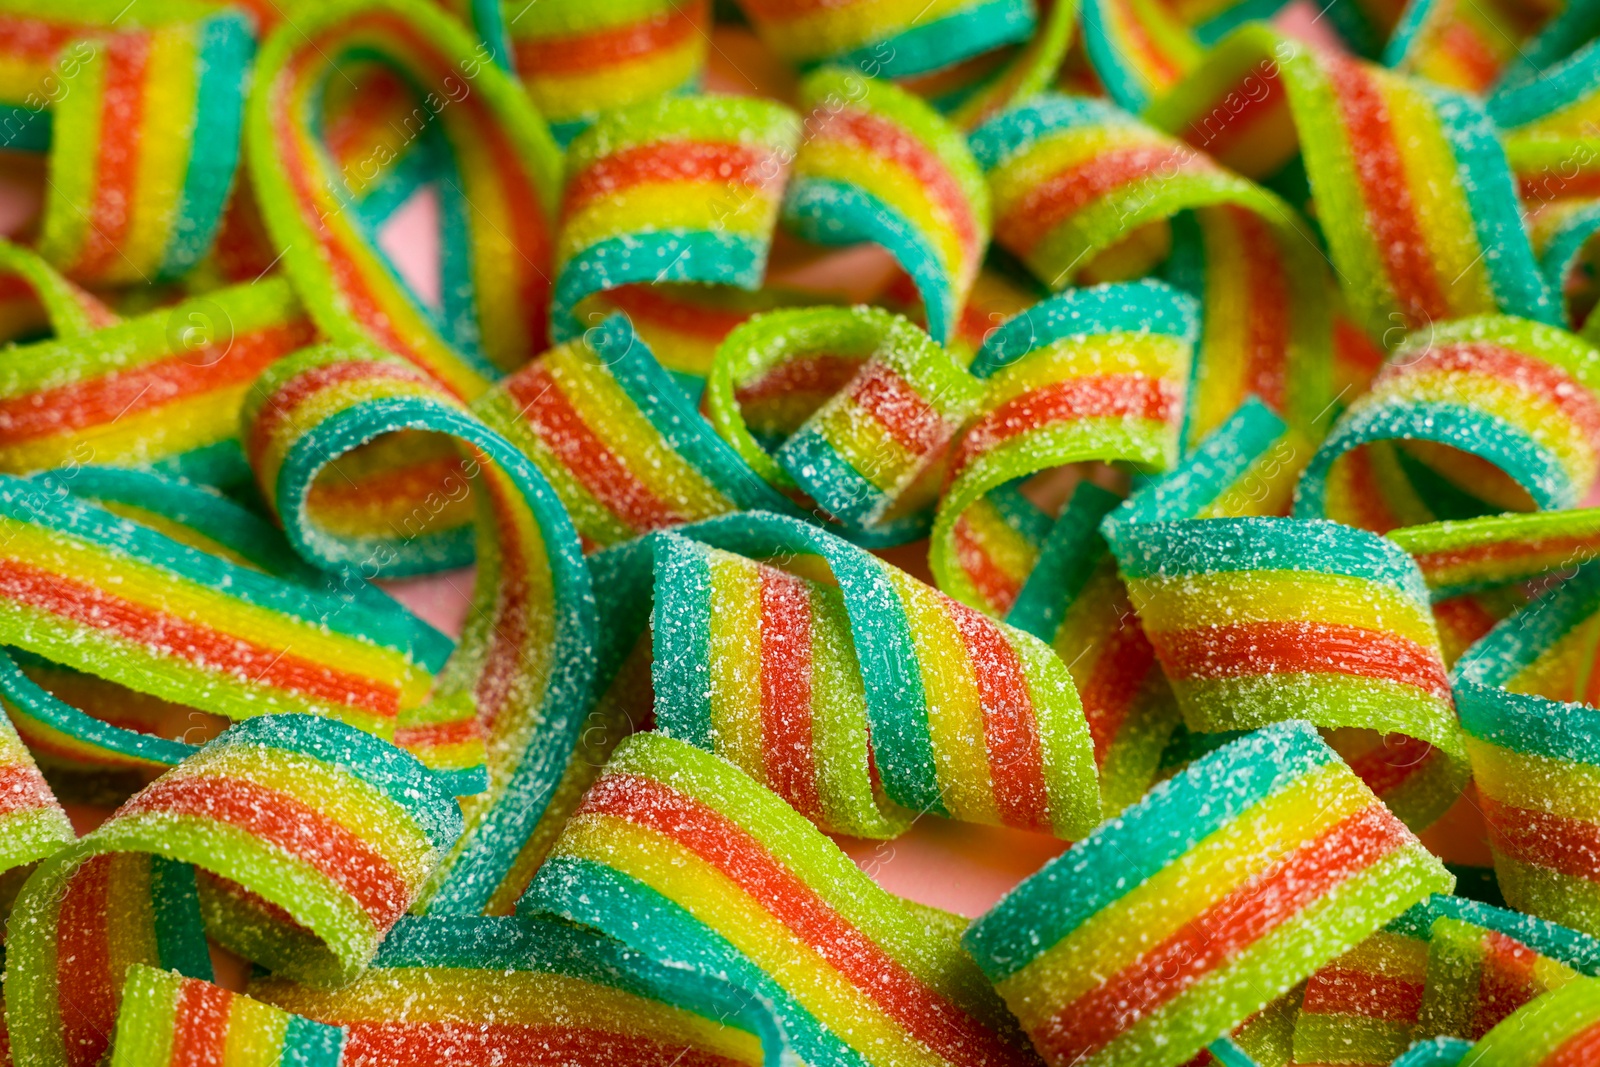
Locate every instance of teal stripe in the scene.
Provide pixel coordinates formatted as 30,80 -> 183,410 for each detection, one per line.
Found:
970,279 -> 1200,378
151,857 -> 213,980
964,721 -> 1336,981
282,1015 -> 347,1067
968,93 -> 1143,171
1390,894 -> 1600,975
829,0 -> 1034,79
1455,559 -> 1600,689
776,424 -> 895,530
651,535 -> 718,751
1006,482 -> 1122,641
0,647 -> 195,766
0,104 -> 51,151
1111,397 -> 1286,527
1456,679 -> 1600,767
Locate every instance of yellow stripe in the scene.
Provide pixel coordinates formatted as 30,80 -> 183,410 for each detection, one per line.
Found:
224,996 -> 292,1067
124,27 -> 197,273
988,125 -> 1154,214
798,139 -> 966,275
709,552 -> 767,781
1466,738 -> 1600,821
558,181 -> 778,264
526,47 -> 702,122
982,332 -> 1190,409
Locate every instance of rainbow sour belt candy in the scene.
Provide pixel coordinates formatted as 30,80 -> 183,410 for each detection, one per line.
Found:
0,279 -> 315,488
1297,317 -> 1600,532
707,306 -> 983,541
506,0 -> 710,147
1392,977 -> 1600,1067
646,510 -> 1100,838
243,342 -> 596,910
1386,508 -> 1600,601
107,965 -> 346,1067
781,68 -> 990,346
0,710 -> 72,882
0,239 -> 116,344
963,721 -> 1454,1067
524,730 -> 1043,1067
1453,563 -> 1600,938
550,94 -> 800,343
249,0 -> 563,400
249,914 -> 791,1065
931,280 -> 1199,616
0,1 -> 253,286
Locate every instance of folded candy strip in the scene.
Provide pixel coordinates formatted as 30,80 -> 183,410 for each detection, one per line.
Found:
249,0 -> 564,402
1297,317 -> 1600,533
964,721 -> 1454,1067
524,729 -> 1043,1067
506,0 -> 711,147
930,280 -> 1200,616
549,93 -> 801,343
248,914 -> 791,1066
242,341 -> 596,910
781,67 -> 991,347
5,714 -> 458,1066
0,240 -> 116,344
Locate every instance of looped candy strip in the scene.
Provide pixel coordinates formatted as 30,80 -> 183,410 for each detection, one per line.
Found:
107,965 -> 347,1067
523,729 -> 1043,1067
247,914 -> 791,1066
506,0 -> 711,147
729,0 -> 1039,85
646,509 -> 1101,838
249,0 -> 563,401
781,68 -> 990,346
551,94 -> 801,344
1105,412 -> 1471,830
1297,316 -> 1600,531
1453,564 -> 1600,938
1148,25 -> 1554,341
930,280 -> 1199,616
0,1 -> 254,285
1387,508 -> 1600,601
243,341 -> 597,911
0,710 -> 72,882
0,278 -> 315,488
0,239 -> 116,344
5,714 -> 458,1064
707,306 -> 983,542
964,721 -> 1453,1067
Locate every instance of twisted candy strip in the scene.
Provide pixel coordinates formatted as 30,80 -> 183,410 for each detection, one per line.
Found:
5,853 -> 212,1067
250,915 -> 791,1066
507,0 -> 711,147
930,280 -> 1199,616
0,0 -> 253,285
249,0 -> 563,400
1384,0 -> 1586,94
1388,509 -> 1600,602
243,342 -> 599,912
107,965 -> 346,1067
647,510 -> 1100,838
525,730 -> 1042,1067
1297,317 -> 1600,531
1105,493 -> 1471,829
729,0 -> 1038,83
707,306 -> 983,541
1005,482 -> 1181,816
478,314 -> 800,552
1148,26 -> 1554,341
781,68 -> 990,346
0,279 -> 315,487
925,0 -> 1076,131
964,721 -> 1453,1067
551,94 -> 801,343
1454,566 -> 1600,938
0,466 -> 448,776
0,473 -> 450,760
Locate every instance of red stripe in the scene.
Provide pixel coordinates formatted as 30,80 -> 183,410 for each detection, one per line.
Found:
1078,616 -> 1157,766
998,144 -> 1208,257
1039,804 -> 1411,1063
0,14 -> 82,61
1322,55 -> 1448,328
1436,22 -> 1502,92
0,560 -> 402,717
1480,794 -> 1600,883
122,774 -> 410,925
514,0 -> 705,75
74,34 -> 150,277
735,353 -> 862,407
1230,207 -> 1290,413
563,141 -> 779,219
0,759 -> 53,816
811,107 -> 980,256
953,512 -> 1025,614
1301,966 -> 1424,1022
344,1023 -> 747,1067
1180,67 -> 1289,163
1382,341 -> 1600,444
577,772 -> 1029,1065
1548,1020 -> 1600,1067
245,359 -> 432,465
1415,533 -> 1600,580
504,362 -> 684,531
1151,620 -> 1452,702
1473,931 -> 1541,1038
952,375 -> 1179,477
168,978 -> 231,1067
1344,734 -> 1442,798
948,599 -> 1050,831
58,855 -> 114,1067
602,283 -> 753,339
759,568 -> 820,818
847,359 -> 952,456
0,320 -> 315,444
